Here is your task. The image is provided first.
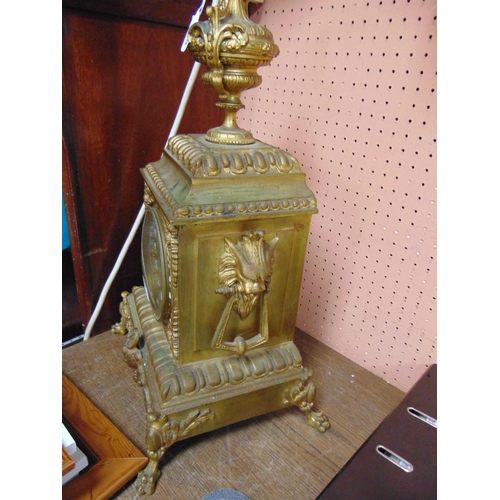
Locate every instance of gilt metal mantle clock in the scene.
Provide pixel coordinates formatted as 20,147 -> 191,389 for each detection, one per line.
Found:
112,0 -> 330,494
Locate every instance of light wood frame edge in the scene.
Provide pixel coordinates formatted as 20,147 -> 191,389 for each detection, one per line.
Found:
62,374 -> 148,500
62,445 -> 76,476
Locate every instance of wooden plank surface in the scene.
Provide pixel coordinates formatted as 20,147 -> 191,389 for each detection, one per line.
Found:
62,329 -> 403,499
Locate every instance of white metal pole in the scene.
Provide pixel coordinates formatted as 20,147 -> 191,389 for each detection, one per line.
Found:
83,62 -> 201,341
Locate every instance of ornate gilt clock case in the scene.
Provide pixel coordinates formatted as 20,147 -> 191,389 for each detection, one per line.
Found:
113,0 -> 329,494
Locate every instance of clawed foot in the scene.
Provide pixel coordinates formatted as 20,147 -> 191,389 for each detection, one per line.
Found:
286,369 -> 330,433
134,461 -> 160,496
303,406 -> 330,433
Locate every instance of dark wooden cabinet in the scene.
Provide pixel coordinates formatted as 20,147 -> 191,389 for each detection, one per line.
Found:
62,1 -> 223,336
316,365 -> 437,499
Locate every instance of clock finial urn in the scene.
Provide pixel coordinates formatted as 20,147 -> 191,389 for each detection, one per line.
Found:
187,0 -> 279,145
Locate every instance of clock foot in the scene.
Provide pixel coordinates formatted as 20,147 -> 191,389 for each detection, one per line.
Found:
111,291 -> 131,336
135,409 -> 215,495
285,368 -> 330,433
134,459 -> 161,496
113,290 -> 146,386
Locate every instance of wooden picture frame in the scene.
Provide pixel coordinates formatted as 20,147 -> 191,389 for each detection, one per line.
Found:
62,374 -> 147,500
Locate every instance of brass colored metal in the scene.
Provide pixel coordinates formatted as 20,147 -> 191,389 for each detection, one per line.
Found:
141,205 -> 171,322
115,287 -> 329,493
135,409 -> 215,495
187,0 -> 279,145
113,1 -> 330,494
212,230 -> 278,355
285,368 -> 332,433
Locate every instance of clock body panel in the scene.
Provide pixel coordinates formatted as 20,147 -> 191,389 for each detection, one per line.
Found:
138,138 -> 318,365
175,214 -> 312,364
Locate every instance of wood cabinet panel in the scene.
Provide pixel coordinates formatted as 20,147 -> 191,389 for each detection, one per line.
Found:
62,4 -> 222,335
63,0 -> 204,27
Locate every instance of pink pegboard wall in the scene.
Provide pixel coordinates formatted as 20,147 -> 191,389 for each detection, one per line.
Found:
240,0 -> 436,391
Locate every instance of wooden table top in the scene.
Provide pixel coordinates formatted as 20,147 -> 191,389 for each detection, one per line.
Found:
62,329 -> 403,500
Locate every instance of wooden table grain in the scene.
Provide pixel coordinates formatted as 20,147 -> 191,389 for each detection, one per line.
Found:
62,329 -> 404,500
